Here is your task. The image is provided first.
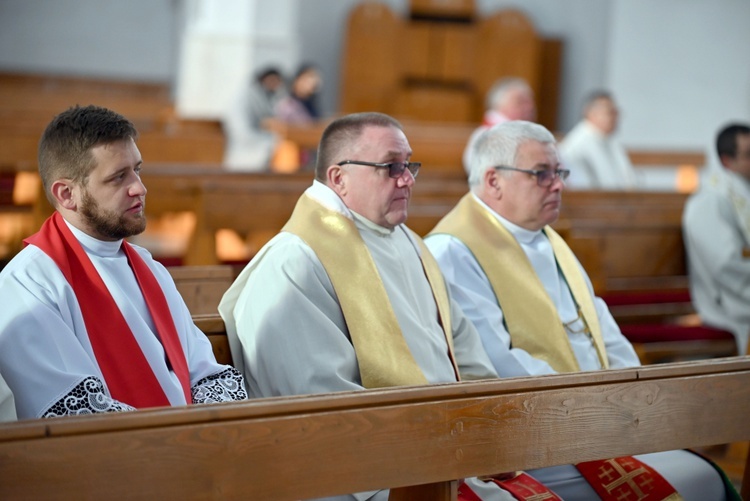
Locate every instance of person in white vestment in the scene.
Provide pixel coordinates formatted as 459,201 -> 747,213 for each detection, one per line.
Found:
220,112 -> 534,501
463,77 -> 536,174
0,375 -> 15,422
683,123 -> 750,355
222,66 -> 287,171
0,105 -> 247,421
559,91 -> 638,190
426,121 -> 728,500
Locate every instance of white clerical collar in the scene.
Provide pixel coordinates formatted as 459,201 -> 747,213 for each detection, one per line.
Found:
64,217 -> 123,257
307,180 -> 395,235
470,192 -> 543,245
307,180 -> 353,218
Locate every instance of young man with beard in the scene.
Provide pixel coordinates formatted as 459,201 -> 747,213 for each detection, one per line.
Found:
0,105 -> 247,421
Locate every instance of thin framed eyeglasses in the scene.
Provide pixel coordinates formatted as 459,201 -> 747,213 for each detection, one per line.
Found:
337,160 -> 421,179
493,165 -> 570,187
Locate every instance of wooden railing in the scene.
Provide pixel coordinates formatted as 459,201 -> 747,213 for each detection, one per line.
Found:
0,357 -> 747,500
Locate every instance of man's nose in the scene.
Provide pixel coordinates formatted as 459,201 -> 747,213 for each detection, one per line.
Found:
130,177 -> 147,197
397,169 -> 415,187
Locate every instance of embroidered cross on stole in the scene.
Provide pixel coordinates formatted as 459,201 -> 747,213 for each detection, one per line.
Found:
282,193 -> 459,389
431,195 -> 683,499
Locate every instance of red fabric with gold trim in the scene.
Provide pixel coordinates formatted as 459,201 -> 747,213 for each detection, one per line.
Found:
25,213 -> 192,408
576,457 -> 682,501
458,473 -> 563,501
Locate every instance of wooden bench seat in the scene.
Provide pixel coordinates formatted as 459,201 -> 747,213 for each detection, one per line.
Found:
0,357 -> 747,500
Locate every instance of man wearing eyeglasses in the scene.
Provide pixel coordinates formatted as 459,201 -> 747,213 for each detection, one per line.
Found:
426,121 -> 727,500
220,112 -> 534,501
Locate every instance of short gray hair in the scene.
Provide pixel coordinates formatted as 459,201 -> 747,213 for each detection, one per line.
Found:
468,120 -> 556,191
486,77 -> 532,111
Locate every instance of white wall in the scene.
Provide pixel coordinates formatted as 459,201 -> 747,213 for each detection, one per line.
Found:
174,0 -> 299,118
1,0 -> 748,153
608,0 -> 750,160
0,0 -> 176,82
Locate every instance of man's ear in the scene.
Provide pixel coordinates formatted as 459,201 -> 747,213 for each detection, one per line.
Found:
719,153 -> 733,169
484,168 -> 502,199
50,179 -> 77,211
327,165 -> 346,196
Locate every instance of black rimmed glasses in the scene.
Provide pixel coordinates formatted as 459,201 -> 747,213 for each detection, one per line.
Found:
493,165 -> 570,187
337,160 -> 421,179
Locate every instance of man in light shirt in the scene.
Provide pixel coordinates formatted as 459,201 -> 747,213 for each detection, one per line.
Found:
0,105 -> 247,421
560,91 -> 638,189
463,77 -> 537,174
220,112 -> 556,501
683,122 -> 750,355
427,120 -> 728,500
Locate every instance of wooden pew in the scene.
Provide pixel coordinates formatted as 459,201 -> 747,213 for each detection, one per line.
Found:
0,357 -> 748,500
192,313 -> 233,366
168,265 -> 235,316
181,172 -> 468,265
0,72 -> 226,167
20,164 -> 734,365
554,191 -> 690,294
0,125 -> 225,167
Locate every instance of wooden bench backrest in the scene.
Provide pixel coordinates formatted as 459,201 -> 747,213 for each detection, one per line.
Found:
168,265 -> 235,316
0,357 -> 748,500
20,164 -> 694,295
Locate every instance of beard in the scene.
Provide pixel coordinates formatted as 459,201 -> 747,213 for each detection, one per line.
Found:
79,189 -> 146,240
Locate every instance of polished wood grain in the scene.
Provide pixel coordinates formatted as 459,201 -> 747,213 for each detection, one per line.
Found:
0,358 -> 747,500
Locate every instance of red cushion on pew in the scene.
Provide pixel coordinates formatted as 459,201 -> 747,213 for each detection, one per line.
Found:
621,324 -> 735,343
601,290 -> 692,306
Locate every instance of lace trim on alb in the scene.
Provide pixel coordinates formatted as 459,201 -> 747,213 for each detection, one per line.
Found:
42,376 -> 136,418
191,367 -> 247,403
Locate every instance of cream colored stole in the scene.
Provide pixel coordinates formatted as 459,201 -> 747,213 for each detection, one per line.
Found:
431,194 -> 608,373
283,193 -> 458,388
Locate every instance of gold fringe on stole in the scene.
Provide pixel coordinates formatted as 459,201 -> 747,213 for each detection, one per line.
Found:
283,194 -> 456,388
431,194 -> 608,373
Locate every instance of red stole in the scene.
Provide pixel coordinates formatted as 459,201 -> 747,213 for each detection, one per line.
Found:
24,213 -> 191,408
576,457 -> 681,500
458,461 -> 680,501
459,473 -> 563,500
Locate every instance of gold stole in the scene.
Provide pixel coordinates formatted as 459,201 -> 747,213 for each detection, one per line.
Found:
430,194 -> 608,373
282,193 -> 459,388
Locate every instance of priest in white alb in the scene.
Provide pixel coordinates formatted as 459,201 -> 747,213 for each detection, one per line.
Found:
683,122 -> 750,355
426,120 -> 730,500
0,105 -> 247,420
220,112 -> 563,501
